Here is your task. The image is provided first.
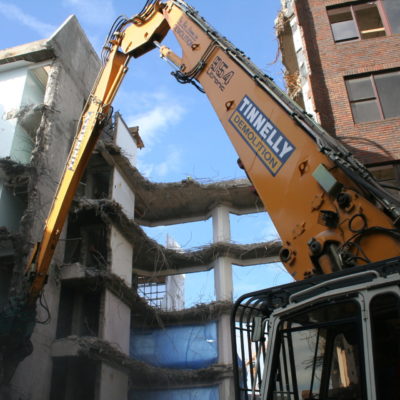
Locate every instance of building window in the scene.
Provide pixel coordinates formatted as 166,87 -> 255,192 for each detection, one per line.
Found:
382,0 -> 400,34
345,70 -> 400,123
328,1 -> 386,42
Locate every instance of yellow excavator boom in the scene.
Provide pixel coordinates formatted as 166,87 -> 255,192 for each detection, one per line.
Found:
25,0 -> 400,304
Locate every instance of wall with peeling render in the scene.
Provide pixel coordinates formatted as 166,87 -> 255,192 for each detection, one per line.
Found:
0,66 -> 48,233
0,15 -> 101,400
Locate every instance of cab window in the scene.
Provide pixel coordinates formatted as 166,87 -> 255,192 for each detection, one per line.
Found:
268,301 -> 364,400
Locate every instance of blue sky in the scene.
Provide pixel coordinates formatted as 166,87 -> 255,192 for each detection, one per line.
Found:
0,0 -> 285,183
0,0 -> 294,304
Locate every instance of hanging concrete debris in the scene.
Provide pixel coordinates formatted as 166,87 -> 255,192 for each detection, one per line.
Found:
70,198 -> 281,275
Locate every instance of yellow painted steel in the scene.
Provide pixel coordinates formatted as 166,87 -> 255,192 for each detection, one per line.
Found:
26,45 -> 131,302
25,0 -> 400,303
161,3 -> 400,279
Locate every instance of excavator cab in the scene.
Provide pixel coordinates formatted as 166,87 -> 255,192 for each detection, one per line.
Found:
232,257 -> 400,400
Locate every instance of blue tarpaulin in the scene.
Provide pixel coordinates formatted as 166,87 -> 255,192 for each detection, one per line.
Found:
130,322 -> 218,369
130,386 -> 219,400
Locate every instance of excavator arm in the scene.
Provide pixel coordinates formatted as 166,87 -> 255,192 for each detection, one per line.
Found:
24,2 -> 171,304
157,1 -> 400,278
3,0 -> 400,384
25,0 -> 400,303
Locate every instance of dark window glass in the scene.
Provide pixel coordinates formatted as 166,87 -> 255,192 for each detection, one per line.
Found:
382,0 -> 400,34
268,301 -> 364,400
330,9 -> 359,42
370,293 -> 400,399
351,100 -> 381,123
375,71 -> 400,118
346,70 -> 400,123
346,76 -> 374,101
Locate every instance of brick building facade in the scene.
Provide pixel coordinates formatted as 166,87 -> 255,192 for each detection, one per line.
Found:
278,0 -> 400,174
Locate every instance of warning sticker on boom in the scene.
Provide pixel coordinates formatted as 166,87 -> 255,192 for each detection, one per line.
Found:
229,96 -> 295,176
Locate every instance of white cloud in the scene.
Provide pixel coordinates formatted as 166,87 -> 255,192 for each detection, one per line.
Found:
124,91 -> 185,149
130,104 -> 184,147
139,146 -> 182,179
117,89 -> 186,180
0,2 -> 56,37
63,0 -> 115,26
157,147 -> 182,177
261,220 -> 279,241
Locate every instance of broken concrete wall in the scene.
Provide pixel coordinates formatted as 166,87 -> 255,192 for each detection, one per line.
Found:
51,336 -> 232,389
55,282 -> 101,338
57,259 -> 232,397
62,141 -> 281,399
69,199 -> 281,276
59,264 -> 233,326
96,140 -> 264,226
276,0 -> 316,118
1,15 -> 101,400
0,64 -> 48,234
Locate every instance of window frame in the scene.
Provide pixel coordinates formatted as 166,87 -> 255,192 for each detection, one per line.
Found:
327,0 -> 392,44
369,292 -> 400,400
266,299 -> 367,400
345,69 -> 400,124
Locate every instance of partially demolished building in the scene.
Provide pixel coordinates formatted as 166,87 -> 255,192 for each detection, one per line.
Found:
277,0 -> 400,186
0,16 -> 281,400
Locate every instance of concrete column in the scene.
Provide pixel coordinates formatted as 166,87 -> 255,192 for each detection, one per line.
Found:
110,226 -> 133,286
100,290 -> 130,354
98,364 -> 129,400
220,377 -> 235,400
212,205 -> 233,302
212,204 -> 231,243
218,313 -> 233,364
211,205 -> 234,400
98,226 -> 133,400
214,257 -> 233,301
